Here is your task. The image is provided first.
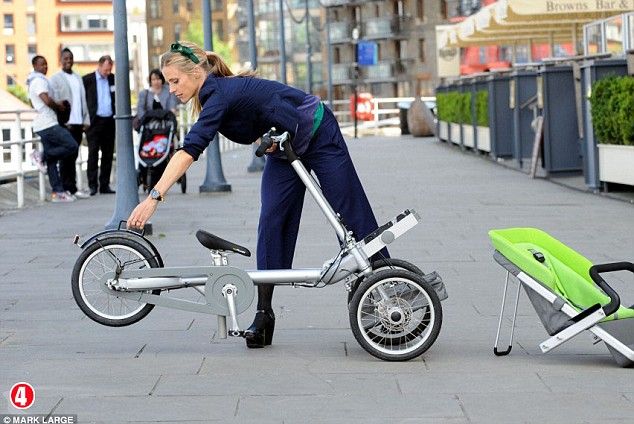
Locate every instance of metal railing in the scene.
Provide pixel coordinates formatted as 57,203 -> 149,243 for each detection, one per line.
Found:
325,96 -> 436,130
176,104 -> 242,154
0,137 -> 46,208
1,99 -> 429,208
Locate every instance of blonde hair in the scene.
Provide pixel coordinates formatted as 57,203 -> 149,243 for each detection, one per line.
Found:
160,41 -> 255,116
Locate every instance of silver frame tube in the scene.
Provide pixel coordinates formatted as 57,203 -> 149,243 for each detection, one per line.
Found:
290,160 -> 348,242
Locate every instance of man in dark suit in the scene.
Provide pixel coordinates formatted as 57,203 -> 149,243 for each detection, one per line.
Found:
83,55 -> 116,195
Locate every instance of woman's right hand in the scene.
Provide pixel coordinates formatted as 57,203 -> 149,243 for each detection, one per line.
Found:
127,197 -> 159,229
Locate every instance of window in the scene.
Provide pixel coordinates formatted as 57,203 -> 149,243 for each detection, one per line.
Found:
61,14 -> 113,32
417,0 -> 425,21
4,14 -> 14,30
149,0 -> 162,19
186,0 -> 193,13
28,44 -> 37,61
174,23 -> 182,41
2,128 -> 11,142
151,56 -> 160,69
151,26 -> 164,47
62,43 -> 114,62
172,0 -> 179,14
213,0 -> 223,11
418,38 -> 425,62
26,14 -> 36,35
6,44 -> 15,63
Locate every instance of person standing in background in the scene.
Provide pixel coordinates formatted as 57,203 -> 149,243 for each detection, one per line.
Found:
136,68 -> 179,123
50,48 -> 91,199
27,55 -> 78,203
83,55 -> 116,196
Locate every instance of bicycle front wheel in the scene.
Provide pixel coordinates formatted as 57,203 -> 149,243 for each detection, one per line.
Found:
71,236 -> 161,327
349,269 -> 442,361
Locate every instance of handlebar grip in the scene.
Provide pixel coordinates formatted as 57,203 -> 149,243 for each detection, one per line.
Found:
588,262 -> 634,316
255,136 -> 273,157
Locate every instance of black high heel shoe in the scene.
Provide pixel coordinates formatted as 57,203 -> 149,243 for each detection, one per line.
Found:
244,310 -> 275,348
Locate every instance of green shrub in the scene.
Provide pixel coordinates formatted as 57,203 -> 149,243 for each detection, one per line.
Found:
589,76 -> 634,146
475,90 -> 489,127
7,84 -> 30,105
436,91 -> 472,124
459,92 -> 472,125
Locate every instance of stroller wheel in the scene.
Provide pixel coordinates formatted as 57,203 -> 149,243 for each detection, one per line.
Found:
348,258 -> 424,305
349,269 -> 442,361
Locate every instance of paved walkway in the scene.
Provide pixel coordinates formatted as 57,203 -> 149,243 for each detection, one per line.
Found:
1,136 -> 633,423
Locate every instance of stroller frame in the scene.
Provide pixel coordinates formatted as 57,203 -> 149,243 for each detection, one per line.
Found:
492,244 -> 634,367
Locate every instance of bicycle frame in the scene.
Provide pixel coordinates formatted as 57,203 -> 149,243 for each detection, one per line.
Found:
89,130 -> 421,337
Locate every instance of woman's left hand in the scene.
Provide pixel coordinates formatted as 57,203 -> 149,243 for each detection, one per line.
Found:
265,143 -> 278,154
127,197 -> 159,229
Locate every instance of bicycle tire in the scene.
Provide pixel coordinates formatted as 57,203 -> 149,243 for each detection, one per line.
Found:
71,236 -> 161,327
349,269 -> 442,361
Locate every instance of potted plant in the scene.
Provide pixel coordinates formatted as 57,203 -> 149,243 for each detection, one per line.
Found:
475,90 -> 490,152
460,92 -> 475,148
447,91 -> 462,145
590,76 -> 634,187
436,92 -> 450,141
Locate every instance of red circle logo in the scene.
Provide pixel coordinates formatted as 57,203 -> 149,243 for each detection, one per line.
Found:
10,382 -> 35,410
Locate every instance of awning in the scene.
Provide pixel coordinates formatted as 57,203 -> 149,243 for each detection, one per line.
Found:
437,0 -> 634,49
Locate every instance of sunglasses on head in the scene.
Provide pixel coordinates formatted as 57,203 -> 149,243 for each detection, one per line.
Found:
170,42 -> 200,64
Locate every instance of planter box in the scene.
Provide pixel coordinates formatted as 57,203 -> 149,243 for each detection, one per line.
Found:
477,126 -> 491,152
463,125 -> 475,148
438,121 -> 449,141
598,144 -> 634,186
449,123 -> 461,145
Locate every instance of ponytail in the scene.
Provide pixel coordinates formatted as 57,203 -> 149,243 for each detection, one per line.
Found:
161,41 -> 256,117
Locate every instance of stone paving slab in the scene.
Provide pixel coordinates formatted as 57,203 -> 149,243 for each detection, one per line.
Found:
1,136 -> 633,423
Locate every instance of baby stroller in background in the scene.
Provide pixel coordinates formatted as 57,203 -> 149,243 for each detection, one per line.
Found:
135,109 -> 186,193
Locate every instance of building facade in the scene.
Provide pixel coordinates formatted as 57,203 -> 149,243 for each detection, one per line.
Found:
235,0 -> 454,99
145,0 -> 237,71
0,0 -> 147,93
324,0 -> 448,98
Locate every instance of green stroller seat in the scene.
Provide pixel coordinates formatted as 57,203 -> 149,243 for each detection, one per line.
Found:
489,228 -> 634,367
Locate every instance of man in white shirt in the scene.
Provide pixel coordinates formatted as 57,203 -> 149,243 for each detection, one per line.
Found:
27,55 -> 78,203
50,48 -> 90,199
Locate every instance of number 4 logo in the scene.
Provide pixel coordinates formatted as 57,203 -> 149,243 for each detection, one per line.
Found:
10,382 -> 35,410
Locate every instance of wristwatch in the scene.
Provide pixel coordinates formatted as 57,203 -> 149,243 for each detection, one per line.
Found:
149,188 -> 164,202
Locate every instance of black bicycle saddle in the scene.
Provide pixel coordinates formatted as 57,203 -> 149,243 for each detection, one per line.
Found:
195,230 -> 251,257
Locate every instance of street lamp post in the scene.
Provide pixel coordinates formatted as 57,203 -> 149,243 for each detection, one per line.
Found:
352,26 -> 359,140
106,0 -> 139,230
199,0 -> 231,193
246,0 -> 265,172
278,0 -> 287,84
305,0 -> 313,94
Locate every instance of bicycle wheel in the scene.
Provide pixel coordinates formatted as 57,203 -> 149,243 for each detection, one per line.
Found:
348,258 -> 424,304
349,269 -> 442,361
71,236 -> 161,327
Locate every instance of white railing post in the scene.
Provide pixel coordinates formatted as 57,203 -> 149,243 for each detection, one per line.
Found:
178,105 -> 186,143
16,140 -> 24,208
37,141 -> 45,202
373,98 -> 380,132
75,134 -> 84,191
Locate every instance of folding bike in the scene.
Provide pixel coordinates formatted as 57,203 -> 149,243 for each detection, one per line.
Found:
71,129 -> 446,361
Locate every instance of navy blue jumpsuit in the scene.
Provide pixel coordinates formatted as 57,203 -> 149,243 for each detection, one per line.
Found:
182,75 -> 386,307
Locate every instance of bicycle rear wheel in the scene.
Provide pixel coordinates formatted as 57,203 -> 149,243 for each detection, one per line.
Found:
71,237 -> 161,327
